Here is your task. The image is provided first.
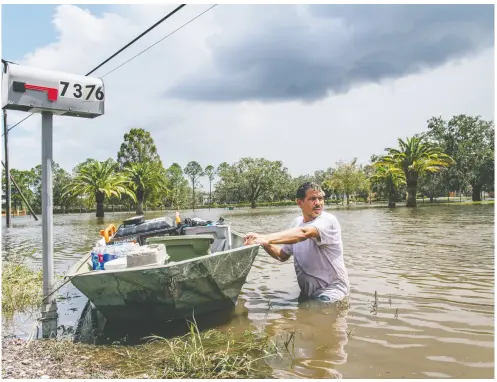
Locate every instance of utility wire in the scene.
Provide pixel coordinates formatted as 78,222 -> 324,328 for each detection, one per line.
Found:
102,4 -> 217,78
1,4 -> 189,136
2,113 -> 33,136
86,4 -> 186,76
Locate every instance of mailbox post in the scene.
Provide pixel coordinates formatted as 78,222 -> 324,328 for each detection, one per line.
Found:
2,63 -> 105,337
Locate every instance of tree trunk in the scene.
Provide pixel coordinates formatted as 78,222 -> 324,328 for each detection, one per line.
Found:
429,196 -> 434,203
136,189 -> 145,215
387,177 -> 396,208
406,182 -> 417,207
96,202 -> 104,217
192,186 -> 196,211
251,199 -> 256,209
136,201 -> 144,215
346,193 -> 350,205
95,191 -> 105,217
209,181 -> 212,210
388,193 -> 396,208
472,184 -> 482,201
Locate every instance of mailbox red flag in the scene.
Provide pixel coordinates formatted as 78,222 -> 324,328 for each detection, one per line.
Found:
13,81 -> 58,102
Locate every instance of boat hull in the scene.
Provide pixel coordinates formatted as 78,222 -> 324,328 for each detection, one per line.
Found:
69,231 -> 259,323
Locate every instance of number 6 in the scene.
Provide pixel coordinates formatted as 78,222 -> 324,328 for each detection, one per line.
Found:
96,87 -> 104,100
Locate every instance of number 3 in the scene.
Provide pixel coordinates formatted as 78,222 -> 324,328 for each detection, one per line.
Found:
73,84 -> 82,98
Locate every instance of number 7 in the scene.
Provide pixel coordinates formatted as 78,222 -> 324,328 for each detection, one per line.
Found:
60,81 -> 69,96
85,85 -> 96,100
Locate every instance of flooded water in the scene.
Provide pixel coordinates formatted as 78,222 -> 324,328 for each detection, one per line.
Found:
2,204 -> 494,378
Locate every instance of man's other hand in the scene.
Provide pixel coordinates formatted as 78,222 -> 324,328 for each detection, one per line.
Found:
244,232 -> 268,246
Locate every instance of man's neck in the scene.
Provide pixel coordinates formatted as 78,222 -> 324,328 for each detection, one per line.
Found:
302,212 -> 321,223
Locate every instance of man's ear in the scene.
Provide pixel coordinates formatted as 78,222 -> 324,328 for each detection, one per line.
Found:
296,198 -> 303,207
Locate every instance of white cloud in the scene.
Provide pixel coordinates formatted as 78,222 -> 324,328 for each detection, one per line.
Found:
4,4 -> 494,191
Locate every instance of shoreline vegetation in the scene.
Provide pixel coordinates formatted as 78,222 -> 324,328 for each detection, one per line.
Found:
2,114 -> 494,218
2,319 -> 284,379
2,262 -> 43,319
3,197 -> 494,218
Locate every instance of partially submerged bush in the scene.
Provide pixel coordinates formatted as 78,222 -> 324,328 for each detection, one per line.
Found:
2,262 -> 43,318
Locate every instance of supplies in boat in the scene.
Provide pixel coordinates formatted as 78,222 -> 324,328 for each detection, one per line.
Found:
105,244 -> 168,270
90,242 -> 168,271
106,214 -> 224,245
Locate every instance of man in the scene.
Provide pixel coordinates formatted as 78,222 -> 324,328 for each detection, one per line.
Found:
244,182 -> 349,303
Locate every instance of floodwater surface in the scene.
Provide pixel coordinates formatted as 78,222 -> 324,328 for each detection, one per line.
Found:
2,204 -> 494,378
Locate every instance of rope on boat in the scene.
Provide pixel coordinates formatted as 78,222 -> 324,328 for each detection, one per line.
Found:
42,275 -> 77,302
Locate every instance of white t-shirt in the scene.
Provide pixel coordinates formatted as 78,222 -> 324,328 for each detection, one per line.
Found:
281,211 -> 350,301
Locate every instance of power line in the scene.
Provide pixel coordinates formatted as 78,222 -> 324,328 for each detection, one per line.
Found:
86,4 -> 186,76
3,114 -> 33,135
102,4 -> 217,78
2,4 -> 189,136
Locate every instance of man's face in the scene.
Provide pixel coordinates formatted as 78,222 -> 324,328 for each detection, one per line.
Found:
297,188 -> 325,221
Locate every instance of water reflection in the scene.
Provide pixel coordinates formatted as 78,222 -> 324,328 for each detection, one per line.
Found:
74,301 -> 249,346
265,301 -> 350,378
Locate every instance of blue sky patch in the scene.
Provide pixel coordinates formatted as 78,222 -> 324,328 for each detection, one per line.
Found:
2,4 -> 109,61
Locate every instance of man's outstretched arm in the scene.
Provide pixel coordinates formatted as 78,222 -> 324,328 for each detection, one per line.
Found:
245,226 -> 319,246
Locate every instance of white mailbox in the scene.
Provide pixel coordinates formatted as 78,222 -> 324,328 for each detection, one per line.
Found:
2,63 -> 104,118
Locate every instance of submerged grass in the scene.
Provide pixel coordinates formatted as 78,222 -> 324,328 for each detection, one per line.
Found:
108,319 -> 280,379
2,262 -> 43,318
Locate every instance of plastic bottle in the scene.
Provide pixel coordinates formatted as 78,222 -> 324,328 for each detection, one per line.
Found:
91,244 -> 105,270
91,251 -> 99,270
98,253 -> 105,270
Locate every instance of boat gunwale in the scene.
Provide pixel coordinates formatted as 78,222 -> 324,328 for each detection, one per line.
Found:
65,229 -> 259,279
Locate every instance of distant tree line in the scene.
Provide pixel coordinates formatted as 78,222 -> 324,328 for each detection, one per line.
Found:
2,114 -> 494,217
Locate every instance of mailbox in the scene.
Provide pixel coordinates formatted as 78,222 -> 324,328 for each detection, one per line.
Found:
2,63 -> 104,118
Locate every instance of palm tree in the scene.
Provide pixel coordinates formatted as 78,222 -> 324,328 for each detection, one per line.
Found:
123,162 -> 167,215
370,162 -> 406,208
184,161 -> 204,211
204,165 -> 216,208
63,159 -> 135,217
379,137 -> 454,207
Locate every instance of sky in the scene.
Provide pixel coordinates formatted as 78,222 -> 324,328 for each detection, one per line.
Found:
1,3 -> 495,190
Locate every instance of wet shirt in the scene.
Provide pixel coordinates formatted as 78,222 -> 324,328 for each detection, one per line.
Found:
281,211 -> 349,301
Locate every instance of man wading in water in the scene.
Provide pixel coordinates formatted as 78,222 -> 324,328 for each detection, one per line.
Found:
244,182 -> 349,303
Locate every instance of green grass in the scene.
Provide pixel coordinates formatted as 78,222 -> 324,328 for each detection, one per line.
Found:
3,319 -> 285,379
447,200 -> 494,206
2,262 -> 43,318
106,319 -> 280,379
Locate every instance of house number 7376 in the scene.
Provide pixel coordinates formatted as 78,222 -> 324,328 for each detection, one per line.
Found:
59,81 -> 105,101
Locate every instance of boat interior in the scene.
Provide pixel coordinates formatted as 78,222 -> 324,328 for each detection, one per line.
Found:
146,225 -> 233,263
69,224 -> 236,277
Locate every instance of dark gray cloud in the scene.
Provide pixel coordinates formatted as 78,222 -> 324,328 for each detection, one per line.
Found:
167,4 -> 494,102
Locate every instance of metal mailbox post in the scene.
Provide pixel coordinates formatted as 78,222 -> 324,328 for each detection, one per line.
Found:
2,62 -> 105,337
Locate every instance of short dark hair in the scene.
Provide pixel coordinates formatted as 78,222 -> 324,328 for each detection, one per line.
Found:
296,182 -> 323,200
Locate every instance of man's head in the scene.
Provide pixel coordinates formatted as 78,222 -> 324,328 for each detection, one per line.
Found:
296,182 -> 325,221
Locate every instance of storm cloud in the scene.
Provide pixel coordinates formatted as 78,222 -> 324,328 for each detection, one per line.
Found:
167,4 -> 494,102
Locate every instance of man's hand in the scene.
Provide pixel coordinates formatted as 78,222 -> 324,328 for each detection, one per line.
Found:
244,232 -> 269,246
